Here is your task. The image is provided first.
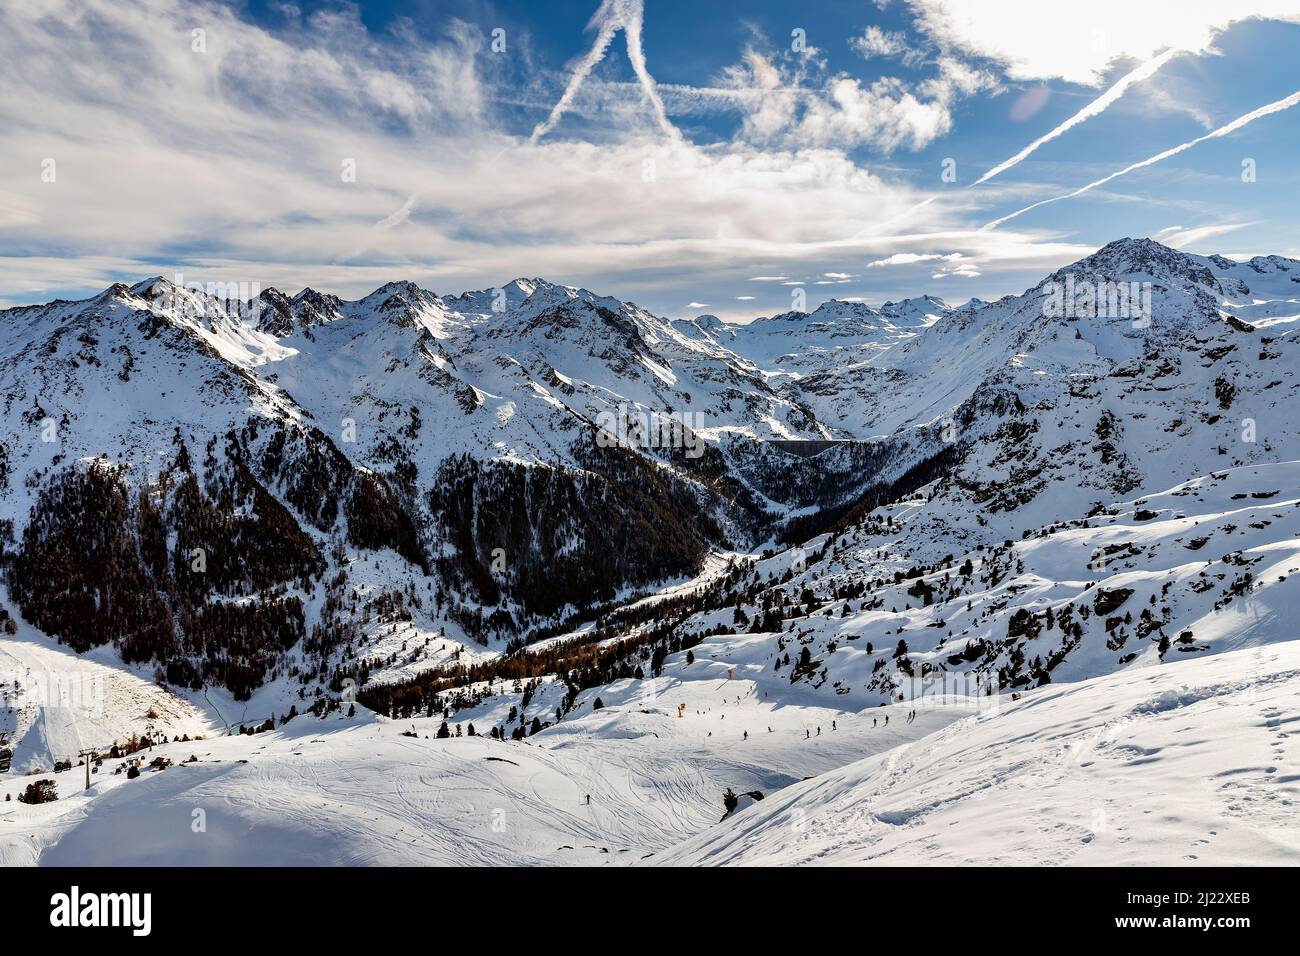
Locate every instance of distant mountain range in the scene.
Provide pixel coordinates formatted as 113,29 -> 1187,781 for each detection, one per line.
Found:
2,235 -> 1299,726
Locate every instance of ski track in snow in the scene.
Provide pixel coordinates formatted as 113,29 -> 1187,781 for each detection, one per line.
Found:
1,652 -> 971,865
1,638 -> 1296,866
657,641 -> 1300,866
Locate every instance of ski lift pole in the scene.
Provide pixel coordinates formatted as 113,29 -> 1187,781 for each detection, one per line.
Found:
77,747 -> 102,791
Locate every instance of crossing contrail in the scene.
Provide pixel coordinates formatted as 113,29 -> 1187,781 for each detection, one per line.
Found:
530,0 -> 678,144
973,48 -> 1183,186
983,87 -> 1300,230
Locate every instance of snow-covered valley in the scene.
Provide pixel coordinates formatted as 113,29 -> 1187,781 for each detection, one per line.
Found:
3,633 -> 1294,866
2,237 -> 1300,867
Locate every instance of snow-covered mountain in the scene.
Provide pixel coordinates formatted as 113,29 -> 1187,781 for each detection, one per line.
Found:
3,236 -> 1300,867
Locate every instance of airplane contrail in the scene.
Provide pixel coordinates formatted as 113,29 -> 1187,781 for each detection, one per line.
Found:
530,0 -> 678,144
982,88 -> 1300,230
620,3 -> 675,139
973,48 -> 1183,186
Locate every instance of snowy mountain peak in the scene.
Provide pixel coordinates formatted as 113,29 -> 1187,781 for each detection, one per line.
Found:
250,287 -> 344,337
350,281 -> 451,331
291,287 -> 344,319
514,278 -> 583,312
503,277 -> 548,299
99,280 -> 138,302
360,279 -> 433,306
782,299 -> 881,323
879,294 -> 951,328
1243,253 -> 1300,274
439,277 -> 575,317
126,275 -> 174,299
1054,237 -> 1221,290
111,275 -> 256,336
882,293 -> 947,309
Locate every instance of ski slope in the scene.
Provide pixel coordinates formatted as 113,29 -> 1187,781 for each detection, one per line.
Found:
658,640 -> 1300,866
0,587 -> 213,776
3,637 -> 1296,866
0,648 -> 971,865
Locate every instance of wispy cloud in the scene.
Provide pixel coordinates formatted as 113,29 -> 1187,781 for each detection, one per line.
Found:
1155,222 -> 1260,247
869,252 -> 964,267
0,4 -> 923,293
851,26 -> 927,67
719,46 -> 994,154
2,0 -> 1292,324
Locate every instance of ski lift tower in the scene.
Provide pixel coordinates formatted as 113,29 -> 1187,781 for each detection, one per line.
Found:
76,748 -> 99,791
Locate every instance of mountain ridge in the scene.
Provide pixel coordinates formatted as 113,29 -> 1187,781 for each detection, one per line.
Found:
3,234 -> 1300,735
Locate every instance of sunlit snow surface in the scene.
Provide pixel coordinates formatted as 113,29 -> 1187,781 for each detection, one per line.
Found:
2,635 -> 1297,866
4,240 -> 1300,865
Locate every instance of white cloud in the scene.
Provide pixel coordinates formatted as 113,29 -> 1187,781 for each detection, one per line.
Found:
1142,83 -> 1216,130
0,0 -> 963,310
0,0 -> 1220,324
868,252 -> 964,267
909,0 -> 1300,86
720,46 -> 994,154
851,26 -> 925,66
915,1 -> 1300,192
1155,222 -> 1260,247
933,265 -> 980,278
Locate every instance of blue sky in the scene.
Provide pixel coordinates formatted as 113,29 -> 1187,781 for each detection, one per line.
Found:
2,0 -> 1299,319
